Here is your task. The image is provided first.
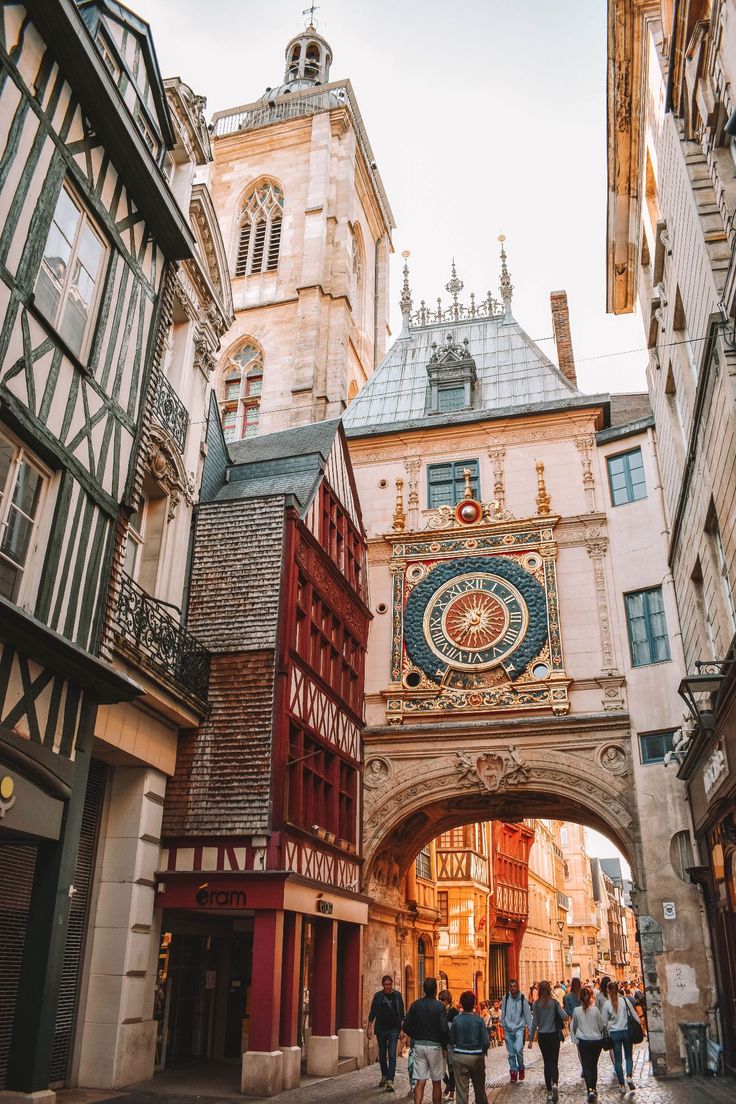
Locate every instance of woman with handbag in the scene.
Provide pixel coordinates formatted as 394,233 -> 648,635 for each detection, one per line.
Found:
570,987 -> 609,1102
602,981 -> 641,1093
528,980 -> 569,1103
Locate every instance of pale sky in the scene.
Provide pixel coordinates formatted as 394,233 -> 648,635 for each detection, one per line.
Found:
134,0 -> 648,394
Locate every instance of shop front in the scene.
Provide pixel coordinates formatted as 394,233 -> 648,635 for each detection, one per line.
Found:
680,667 -> 736,1076
154,870 -> 369,1096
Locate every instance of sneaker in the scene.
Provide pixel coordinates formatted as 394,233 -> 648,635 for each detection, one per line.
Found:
518,1067 -> 525,1081
546,1094 -> 553,1103
627,1078 -> 635,1091
379,1078 -> 387,1088
510,1070 -> 518,1083
551,1087 -> 559,1103
619,1086 -> 626,1096
385,1082 -> 395,1094
588,1092 -> 597,1103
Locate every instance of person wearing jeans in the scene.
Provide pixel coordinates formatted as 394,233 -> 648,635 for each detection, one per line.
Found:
570,987 -> 606,1102
500,978 -> 533,1082
367,974 -> 405,1093
602,982 -> 636,1092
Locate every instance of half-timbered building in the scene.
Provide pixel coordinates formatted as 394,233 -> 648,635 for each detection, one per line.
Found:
157,413 -> 371,1096
0,1 -> 230,1096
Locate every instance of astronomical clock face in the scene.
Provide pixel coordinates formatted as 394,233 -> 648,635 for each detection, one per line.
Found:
423,572 -> 527,670
387,517 -> 570,722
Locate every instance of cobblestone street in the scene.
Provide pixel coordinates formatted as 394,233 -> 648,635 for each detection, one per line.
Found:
63,1042 -> 733,1104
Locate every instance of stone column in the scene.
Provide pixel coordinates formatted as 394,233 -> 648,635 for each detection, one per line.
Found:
307,917 -> 339,1076
76,765 -> 165,1089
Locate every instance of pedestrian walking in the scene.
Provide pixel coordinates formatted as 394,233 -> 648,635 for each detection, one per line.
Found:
439,989 -> 458,1099
500,977 -> 532,1083
448,990 -> 489,1104
602,981 -> 638,1093
489,999 -> 503,1044
367,974 -> 405,1094
594,976 -> 611,1014
402,977 -> 449,1104
563,978 -> 583,1079
528,979 -> 569,1103
570,986 -> 607,1102
553,981 -> 565,1005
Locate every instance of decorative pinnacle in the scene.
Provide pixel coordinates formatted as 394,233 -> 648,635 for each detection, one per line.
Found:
445,259 -> 464,305
399,252 -> 412,333
535,461 -> 551,516
302,3 -> 319,29
498,234 -> 514,317
392,478 -> 406,532
462,467 -> 474,500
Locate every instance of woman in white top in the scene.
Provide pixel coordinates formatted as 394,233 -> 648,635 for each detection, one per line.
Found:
570,987 -> 606,1102
602,981 -> 636,1093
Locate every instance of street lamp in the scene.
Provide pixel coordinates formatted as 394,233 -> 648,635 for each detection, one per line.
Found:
677,661 -> 727,730
557,920 -> 565,933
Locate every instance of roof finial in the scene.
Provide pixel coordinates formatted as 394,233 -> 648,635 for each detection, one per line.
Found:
445,259 -> 464,306
400,250 -> 413,336
302,3 -> 319,29
498,234 -> 514,320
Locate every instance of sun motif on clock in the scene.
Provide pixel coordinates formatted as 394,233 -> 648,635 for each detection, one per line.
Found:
404,555 -> 548,684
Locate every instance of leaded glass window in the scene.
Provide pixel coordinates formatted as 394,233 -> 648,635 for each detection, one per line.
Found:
427,460 -> 479,508
437,386 -> 465,412
625,587 -> 671,666
607,448 -> 647,506
235,182 -> 284,277
220,344 -> 264,442
0,430 -> 46,602
415,845 -> 431,880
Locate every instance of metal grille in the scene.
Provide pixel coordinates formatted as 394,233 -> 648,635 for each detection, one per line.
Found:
0,843 -> 37,1090
49,759 -> 107,1084
487,943 -> 509,1002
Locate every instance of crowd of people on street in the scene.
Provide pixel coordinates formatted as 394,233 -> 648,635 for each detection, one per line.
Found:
367,973 -> 646,1103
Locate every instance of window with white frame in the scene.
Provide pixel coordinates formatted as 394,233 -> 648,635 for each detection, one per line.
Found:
0,430 -> 47,602
220,344 -> 263,442
34,183 -> 107,359
234,182 -> 284,277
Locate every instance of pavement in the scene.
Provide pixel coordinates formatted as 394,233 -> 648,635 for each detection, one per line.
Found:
58,1042 -> 733,1104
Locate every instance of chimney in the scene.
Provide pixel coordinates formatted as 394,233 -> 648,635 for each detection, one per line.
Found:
550,290 -> 577,386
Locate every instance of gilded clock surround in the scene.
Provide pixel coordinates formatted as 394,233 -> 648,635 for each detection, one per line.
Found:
385,487 -> 569,722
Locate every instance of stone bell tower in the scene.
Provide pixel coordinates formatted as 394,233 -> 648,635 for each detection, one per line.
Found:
209,20 -> 395,440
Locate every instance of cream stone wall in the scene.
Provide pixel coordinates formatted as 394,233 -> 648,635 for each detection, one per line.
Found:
209,102 -> 392,434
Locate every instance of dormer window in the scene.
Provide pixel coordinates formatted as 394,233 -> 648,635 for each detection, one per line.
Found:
426,332 -> 478,415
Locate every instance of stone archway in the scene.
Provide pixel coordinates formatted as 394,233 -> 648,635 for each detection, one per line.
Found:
362,712 -> 641,891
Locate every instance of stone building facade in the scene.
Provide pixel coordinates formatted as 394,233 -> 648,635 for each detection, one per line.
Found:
518,821 -> 568,992
607,0 -> 736,1072
344,251 -> 711,1072
206,24 -> 394,440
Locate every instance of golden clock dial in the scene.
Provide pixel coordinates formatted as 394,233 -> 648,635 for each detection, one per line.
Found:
422,571 -> 528,671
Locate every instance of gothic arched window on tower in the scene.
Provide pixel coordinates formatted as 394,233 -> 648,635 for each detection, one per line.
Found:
234,182 -> 284,277
219,343 -> 263,442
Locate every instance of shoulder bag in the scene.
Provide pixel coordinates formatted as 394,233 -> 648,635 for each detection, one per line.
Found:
553,1001 -> 567,1043
625,998 -> 644,1044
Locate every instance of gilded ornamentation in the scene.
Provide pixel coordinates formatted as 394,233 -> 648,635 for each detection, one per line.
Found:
392,478 -> 406,532
535,461 -> 551,516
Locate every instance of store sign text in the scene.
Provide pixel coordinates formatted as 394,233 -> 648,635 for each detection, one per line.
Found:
317,900 -> 334,914
703,746 -> 727,801
195,887 -> 247,908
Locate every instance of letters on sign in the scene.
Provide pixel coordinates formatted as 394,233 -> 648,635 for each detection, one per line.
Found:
317,899 -> 334,914
703,746 -> 727,800
195,886 -> 247,907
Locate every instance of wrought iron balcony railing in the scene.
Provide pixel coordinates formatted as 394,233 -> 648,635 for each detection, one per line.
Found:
115,573 -> 210,701
154,374 -> 189,452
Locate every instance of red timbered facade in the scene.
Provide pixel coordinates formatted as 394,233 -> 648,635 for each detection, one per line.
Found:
490,821 -> 536,990
156,415 -> 371,1090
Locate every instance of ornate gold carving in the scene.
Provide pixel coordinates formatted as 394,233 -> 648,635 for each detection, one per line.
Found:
392,478 -> 406,532
488,448 -> 506,508
535,461 -> 551,516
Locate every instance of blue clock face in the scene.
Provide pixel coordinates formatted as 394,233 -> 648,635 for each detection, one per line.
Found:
404,555 -> 549,683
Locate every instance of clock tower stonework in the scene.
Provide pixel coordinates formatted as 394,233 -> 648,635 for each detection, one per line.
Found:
208,23 -> 394,439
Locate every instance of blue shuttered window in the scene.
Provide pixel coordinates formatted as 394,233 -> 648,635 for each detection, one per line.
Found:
625,587 -> 671,666
607,448 -> 647,506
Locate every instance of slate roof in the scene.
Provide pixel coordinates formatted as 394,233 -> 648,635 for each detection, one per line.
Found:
205,419 -> 341,514
343,314 -> 588,436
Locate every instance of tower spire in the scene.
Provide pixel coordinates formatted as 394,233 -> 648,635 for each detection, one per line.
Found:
498,234 -> 514,320
400,250 -> 413,335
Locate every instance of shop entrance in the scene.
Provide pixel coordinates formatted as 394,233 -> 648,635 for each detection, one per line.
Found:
155,915 -> 253,1069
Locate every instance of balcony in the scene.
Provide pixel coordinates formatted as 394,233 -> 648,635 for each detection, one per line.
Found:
115,574 -> 210,701
557,891 -> 571,911
154,374 -> 189,452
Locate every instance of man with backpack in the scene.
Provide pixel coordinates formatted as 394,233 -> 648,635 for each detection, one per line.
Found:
367,974 -> 405,1094
500,978 -> 533,1083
